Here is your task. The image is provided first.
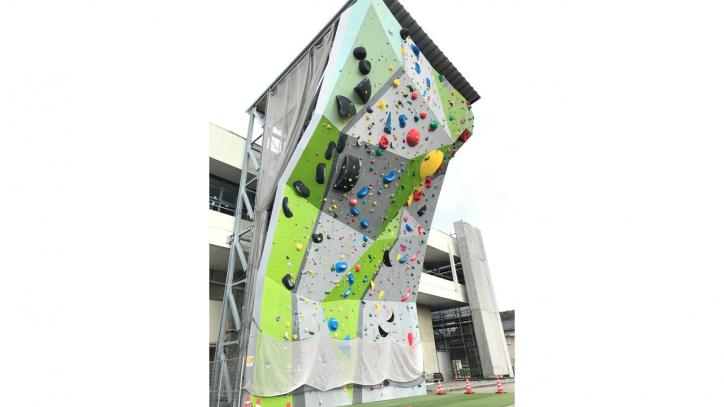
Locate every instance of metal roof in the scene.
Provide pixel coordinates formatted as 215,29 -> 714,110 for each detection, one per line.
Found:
383,0 -> 481,104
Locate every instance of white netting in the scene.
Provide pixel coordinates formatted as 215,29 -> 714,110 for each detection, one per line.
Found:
246,331 -> 423,397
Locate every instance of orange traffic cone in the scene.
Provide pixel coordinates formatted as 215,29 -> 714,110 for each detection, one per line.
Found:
436,380 -> 444,395
465,378 -> 473,394
243,395 -> 251,407
255,398 -> 262,407
496,375 -> 504,394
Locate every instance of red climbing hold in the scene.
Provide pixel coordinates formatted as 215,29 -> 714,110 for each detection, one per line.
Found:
411,91 -> 419,100
354,264 -> 361,272
458,128 -> 471,143
425,176 -> 433,188
407,332 -> 414,346
419,111 -> 427,119
413,190 -> 423,202
348,198 -> 358,206
379,134 -> 390,149
406,128 -> 420,146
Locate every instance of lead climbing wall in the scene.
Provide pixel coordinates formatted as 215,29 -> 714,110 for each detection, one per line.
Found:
244,1 -> 474,405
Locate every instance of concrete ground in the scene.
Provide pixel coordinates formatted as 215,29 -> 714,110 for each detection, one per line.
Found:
425,378 -> 515,394
357,392 -> 514,407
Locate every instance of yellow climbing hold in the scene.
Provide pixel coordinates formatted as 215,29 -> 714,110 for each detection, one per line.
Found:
378,290 -> 384,300
419,150 -> 445,181
376,100 -> 388,110
370,281 -> 375,291
392,78 -> 400,88
295,242 -> 303,251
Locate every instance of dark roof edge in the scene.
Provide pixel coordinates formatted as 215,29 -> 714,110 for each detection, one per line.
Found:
383,0 -> 481,104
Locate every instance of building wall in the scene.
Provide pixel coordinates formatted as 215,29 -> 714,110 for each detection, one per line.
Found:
417,306 -> 439,380
505,332 -> 515,373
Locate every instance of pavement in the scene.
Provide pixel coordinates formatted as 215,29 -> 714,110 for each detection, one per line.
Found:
425,378 -> 515,395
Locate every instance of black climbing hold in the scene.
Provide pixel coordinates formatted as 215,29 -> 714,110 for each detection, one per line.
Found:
353,78 -> 371,104
353,46 -> 367,60
383,250 -> 392,267
417,205 -> 427,217
325,141 -> 336,160
337,132 -> 348,153
292,180 -> 310,198
359,59 -> 371,75
387,311 -> 395,323
336,95 -> 356,118
282,196 -> 293,218
282,274 -> 295,290
378,325 -> 389,337
333,154 -> 361,192
312,233 -> 324,243
316,163 -> 326,184
400,28 -> 410,40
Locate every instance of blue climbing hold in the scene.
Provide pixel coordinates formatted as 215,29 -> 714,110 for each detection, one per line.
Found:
426,77 -> 431,88
411,43 -> 420,57
357,186 -> 370,199
399,254 -> 409,264
363,234 -> 369,242
360,219 -> 369,228
384,112 -> 392,134
334,262 -> 348,273
328,317 -> 339,331
383,170 -> 397,183
405,223 -> 413,232
351,206 -> 360,216
413,114 -> 419,122
415,62 -> 421,74
363,275 -> 369,282
342,287 -> 352,298
398,114 -> 407,128
348,273 -> 355,285
376,187 -> 382,195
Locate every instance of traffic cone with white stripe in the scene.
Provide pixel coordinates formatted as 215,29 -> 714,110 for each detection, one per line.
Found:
255,397 -> 262,406
243,395 -> 251,407
436,380 -> 444,395
465,378 -> 473,394
496,375 -> 504,394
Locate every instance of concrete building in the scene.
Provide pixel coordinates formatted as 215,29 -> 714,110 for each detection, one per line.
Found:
500,310 -> 515,374
209,123 -> 513,382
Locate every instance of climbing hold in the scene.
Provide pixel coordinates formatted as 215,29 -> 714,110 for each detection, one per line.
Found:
362,234 -> 369,242
359,59 -> 371,75
413,114 -> 419,123
354,78 -> 371,104
333,154 -> 361,192
411,91 -> 419,100
378,325 -> 389,338
347,273 -> 354,285
351,206 -> 360,216
356,186 -> 370,199
411,43 -> 420,57
366,105 -> 373,114
405,223 -> 413,232
316,163 -> 326,184
398,115 -> 407,129
378,134 -> 390,150
429,119 -> 439,131
295,242 -> 303,251
392,78 -> 400,88
399,254 -> 409,264
383,250 -> 392,267
401,290 -> 412,302
325,141 -> 336,160
458,128 -> 471,143
387,311 -> 395,323
360,219 -> 369,228
336,95 -> 356,118
414,62 -> 421,74
282,197 -> 293,218
413,190 -> 423,202
407,332 -> 414,346
348,198 -> 358,206
406,128 -> 420,146
425,177 -> 433,188
384,112 -> 392,134
292,180 -> 310,198
353,46 -> 366,60
337,132 -> 348,153
342,287 -> 352,298
376,100 -> 387,110
282,274 -> 295,290
382,170 -> 397,184
400,27 -> 410,39
334,262 -> 348,273
417,205 -> 427,217
328,317 -> 339,331
354,264 -> 361,272
312,233 -> 324,243
378,290 -> 384,299
419,150 -> 444,180
419,111 -> 427,119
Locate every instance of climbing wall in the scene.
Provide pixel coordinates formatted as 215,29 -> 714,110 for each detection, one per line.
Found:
244,1 -> 474,405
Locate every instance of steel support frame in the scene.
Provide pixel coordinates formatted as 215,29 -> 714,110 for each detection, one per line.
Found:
211,108 -> 261,407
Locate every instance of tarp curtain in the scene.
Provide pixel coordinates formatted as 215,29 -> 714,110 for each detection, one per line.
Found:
238,26 -> 335,383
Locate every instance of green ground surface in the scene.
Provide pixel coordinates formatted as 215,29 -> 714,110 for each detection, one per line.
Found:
356,392 -> 514,407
